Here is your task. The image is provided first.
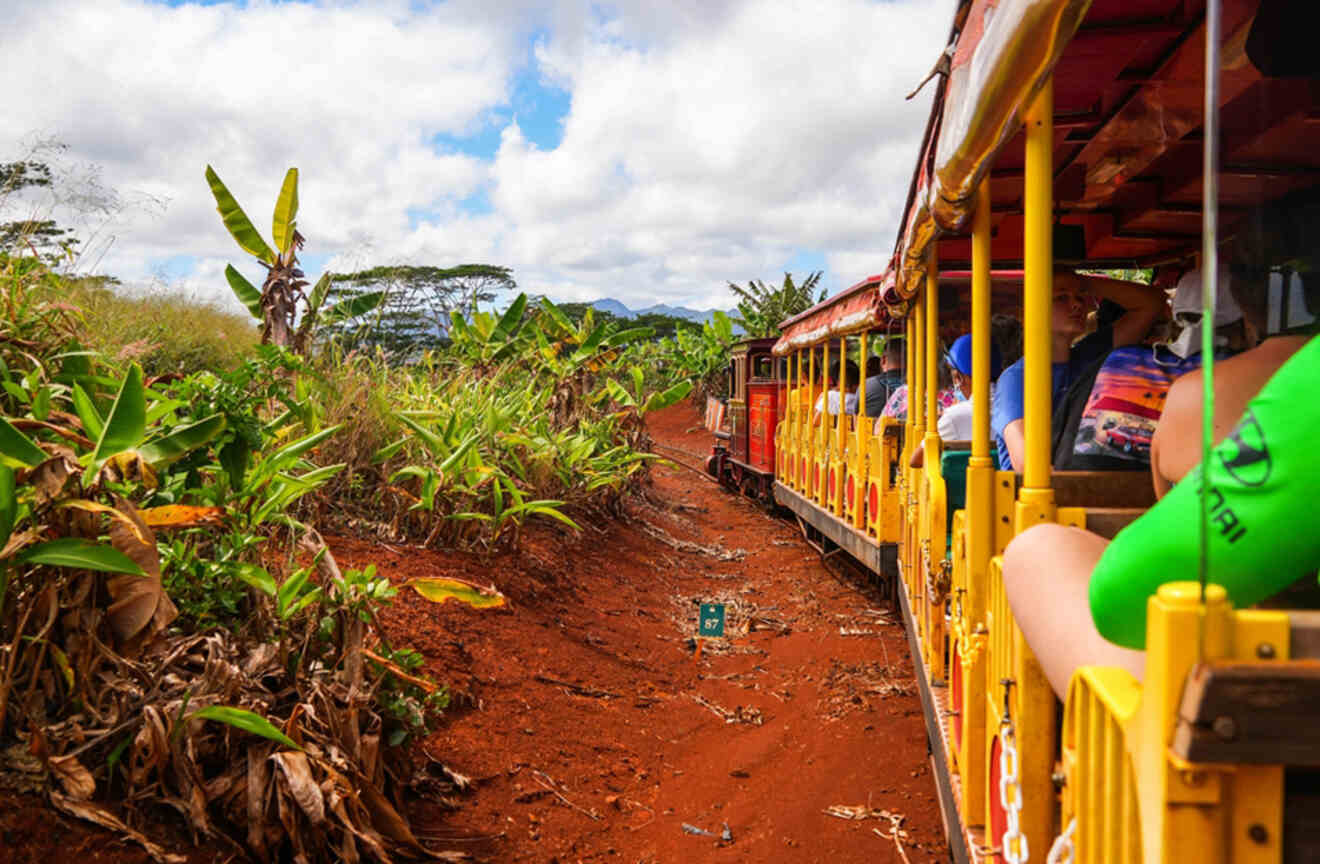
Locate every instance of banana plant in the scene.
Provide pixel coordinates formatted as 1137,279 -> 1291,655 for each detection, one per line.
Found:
446,293 -> 528,368
604,368 -> 693,416
206,165 -> 383,353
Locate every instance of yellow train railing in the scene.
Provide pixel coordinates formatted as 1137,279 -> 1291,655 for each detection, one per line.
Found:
845,417 -> 869,531
1061,666 -> 1143,864
1057,583 -> 1293,864
948,509 -> 970,774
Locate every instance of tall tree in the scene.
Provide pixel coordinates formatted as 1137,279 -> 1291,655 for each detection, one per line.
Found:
729,271 -> 826,337
321,264 -> 518,361
0,160 -> 77,259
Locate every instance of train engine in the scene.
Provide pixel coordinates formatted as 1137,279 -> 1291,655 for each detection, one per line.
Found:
705,337 -> 781,500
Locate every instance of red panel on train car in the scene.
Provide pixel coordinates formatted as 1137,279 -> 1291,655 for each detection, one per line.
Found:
746,382 -> 778,472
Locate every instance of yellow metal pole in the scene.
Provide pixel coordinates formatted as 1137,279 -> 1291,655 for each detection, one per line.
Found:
855,329 -> 868,528
837,336 -> 846,434
1019,77 -> 1056,526
1014,75 -> 1059,864
925,252 -> 940,450
960,176 -> 993,820
924,248 -> 944,673
912,291 -> 926,441
903,315 -> 916,462
972,182 -> 992,465
807,345 -> 816,490
819,338 -> 831,504
906,298 -> 924,588
858,330 -> 868,418
835,336 -> 847,515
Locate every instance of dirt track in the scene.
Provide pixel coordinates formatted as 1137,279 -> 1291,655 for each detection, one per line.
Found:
348,402 -> 947,863
0,402 -> 946,863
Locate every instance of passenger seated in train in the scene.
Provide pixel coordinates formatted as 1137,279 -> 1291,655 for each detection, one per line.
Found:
1051,267 -> 1248,472
1002,258 -> 1320,698
991,271 -> 1167,472
908,334 -> 1004,467
862,337 -> 905,417
876,344 -> 958,427
843,363 -> 861,416
811,360 -> 859,424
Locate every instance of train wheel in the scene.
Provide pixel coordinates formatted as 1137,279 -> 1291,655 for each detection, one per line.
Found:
740,473 -> 757,499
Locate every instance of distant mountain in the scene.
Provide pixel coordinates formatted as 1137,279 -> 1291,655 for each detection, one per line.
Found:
589,298 -> 632,318
588,298 -> 737,324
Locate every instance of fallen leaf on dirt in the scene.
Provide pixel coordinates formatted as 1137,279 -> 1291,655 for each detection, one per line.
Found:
105,499 -> 177,642
406,576 -> 506,609
690,694 -> 764,726
50,792 -> 187,864
48,753 -> 96,799
824,804 -> 901,822
273,751 -> 326,826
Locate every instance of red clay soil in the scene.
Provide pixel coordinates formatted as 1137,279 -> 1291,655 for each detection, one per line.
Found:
0,402 -> 947,863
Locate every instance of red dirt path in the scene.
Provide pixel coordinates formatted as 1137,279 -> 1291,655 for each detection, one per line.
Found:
0,402 -> 947,863
347,402 -> 948,863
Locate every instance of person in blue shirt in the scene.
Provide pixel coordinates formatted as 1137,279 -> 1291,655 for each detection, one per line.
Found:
990,270 -> 1169,471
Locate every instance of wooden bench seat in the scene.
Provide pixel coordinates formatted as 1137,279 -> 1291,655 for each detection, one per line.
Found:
1082,507 -> 1145,540
1005,470 -> 1158,509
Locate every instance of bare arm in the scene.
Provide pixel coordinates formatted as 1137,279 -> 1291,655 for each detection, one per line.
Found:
1081,275 -> 1166,348
1149,421 -> 1175,499
1001,419 -> 1026,473
910,438 -> 926,469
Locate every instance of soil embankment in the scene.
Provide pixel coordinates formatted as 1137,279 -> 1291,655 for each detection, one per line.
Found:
350,402 -> 947,863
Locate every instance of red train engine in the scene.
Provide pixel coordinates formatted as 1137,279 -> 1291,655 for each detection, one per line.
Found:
705,337 -> 783,499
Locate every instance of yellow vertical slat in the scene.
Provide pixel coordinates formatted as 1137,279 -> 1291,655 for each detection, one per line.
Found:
1017,76 -> 1056,530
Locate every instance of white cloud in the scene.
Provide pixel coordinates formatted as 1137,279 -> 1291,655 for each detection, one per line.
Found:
1,0 -> 954,315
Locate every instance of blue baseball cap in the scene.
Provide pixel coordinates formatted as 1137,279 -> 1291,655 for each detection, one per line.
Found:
945,334 -> 1002,379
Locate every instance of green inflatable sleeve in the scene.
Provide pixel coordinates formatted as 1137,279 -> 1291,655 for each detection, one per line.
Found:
1090,335 -> 1320,649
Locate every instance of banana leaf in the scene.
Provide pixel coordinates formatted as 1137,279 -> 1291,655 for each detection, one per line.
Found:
271,167 -> 299,255
225,265 -> 263,320
205,166 -> 275,264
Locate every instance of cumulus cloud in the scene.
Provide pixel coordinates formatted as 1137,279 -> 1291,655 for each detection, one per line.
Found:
1,0 -> 953,313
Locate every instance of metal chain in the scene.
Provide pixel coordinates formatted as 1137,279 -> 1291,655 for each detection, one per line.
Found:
999,719 -> 1029,864
957,628 -> 987,667
1045,817 -> 1076,864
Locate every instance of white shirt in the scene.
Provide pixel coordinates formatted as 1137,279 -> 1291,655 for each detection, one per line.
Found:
814,391 -> 859,416
936,384 -> 994,442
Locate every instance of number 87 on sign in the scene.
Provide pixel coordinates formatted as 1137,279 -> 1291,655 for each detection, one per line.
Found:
698,603 -> 725,638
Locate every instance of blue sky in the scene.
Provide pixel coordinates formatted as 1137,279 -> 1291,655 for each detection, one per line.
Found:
3,0 -> 951,312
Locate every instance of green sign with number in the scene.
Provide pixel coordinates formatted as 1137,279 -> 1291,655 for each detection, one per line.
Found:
698,603 -> 725,638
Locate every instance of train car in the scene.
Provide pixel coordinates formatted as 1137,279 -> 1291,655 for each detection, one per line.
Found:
766,1 -> 1320,862
705,337 -> 781,499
